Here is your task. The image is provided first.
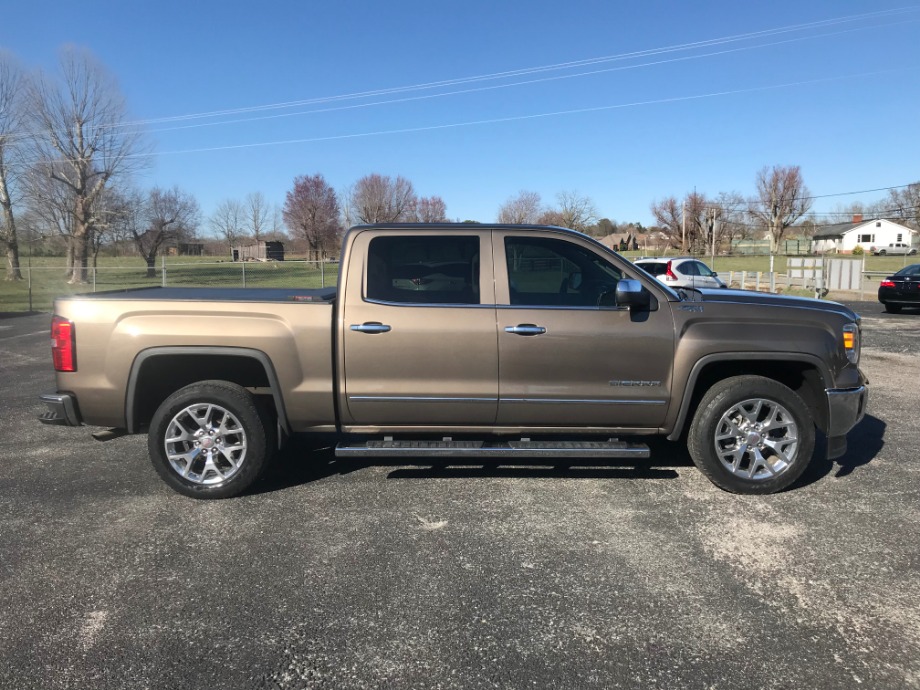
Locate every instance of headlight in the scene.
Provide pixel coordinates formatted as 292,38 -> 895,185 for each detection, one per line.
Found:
842,323 -> 860,364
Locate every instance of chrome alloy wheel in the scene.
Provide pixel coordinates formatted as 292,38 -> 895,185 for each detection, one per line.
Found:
714,398 -> 799,481
164,403 -> 247,485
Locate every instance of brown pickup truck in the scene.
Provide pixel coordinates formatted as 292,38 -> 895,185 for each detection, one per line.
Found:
40,224 -> 867,498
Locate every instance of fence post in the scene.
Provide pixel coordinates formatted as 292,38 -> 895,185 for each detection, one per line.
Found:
320,260 -> 325,287
162,256 -> 167,287
242,260 -> 246,288
93,265 -> 97,292
741,271 -> 747,289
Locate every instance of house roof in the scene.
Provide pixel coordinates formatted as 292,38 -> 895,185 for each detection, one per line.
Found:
812,222 -> 859,240
812,218 -> 916,240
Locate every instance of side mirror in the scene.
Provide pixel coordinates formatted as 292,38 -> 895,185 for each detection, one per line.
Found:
615,279 -> 650,309
711,271 -> 718,277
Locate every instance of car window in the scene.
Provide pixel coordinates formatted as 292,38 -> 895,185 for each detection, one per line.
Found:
637,262 -> 667,276
676,261 -> 698,276
505,236 -> 622,307
895,265 -> 920,277
366,235 -> 480,305
691,261 -> 714,276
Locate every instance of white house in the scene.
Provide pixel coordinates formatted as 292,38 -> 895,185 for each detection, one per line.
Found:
812,217 -> 918,254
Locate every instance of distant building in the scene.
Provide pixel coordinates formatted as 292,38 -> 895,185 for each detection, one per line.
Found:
232,241 -> 285,261
812,216 -> 916,254
164,242 -> 203,256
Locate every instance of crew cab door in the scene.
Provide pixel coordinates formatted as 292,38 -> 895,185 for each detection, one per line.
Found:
494,231 -> 674,428
340,229 -> 498,426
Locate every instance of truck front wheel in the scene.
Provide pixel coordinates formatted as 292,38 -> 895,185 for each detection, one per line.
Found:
688,375 -> 815,494
148,380 -> 275,499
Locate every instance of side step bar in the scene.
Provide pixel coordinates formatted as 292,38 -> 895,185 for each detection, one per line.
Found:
335,438 -> 650,459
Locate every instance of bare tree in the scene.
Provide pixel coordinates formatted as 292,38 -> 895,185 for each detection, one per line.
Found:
497,190 -> 542,224
349,173 -> 416,223
283,174 -> 341,260
709,191 -> 748,248
883,182 -> 920,228
413,195 -> 447,222
750,165 -> 812,254
245,191 -> 269,242
208,198 -> 246,255
132,186 -> 200,277
27,47 -> 145,283
650,191 -> 708,251
266,203 -> 287,242
24,159 -> 76,260
0,53 -> 25,279
535,209 -> 566,226
554,191 -> 599,233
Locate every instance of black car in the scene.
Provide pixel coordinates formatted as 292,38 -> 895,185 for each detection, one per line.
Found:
878,264 -> 920,313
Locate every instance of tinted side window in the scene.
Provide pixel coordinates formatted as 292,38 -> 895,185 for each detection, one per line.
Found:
366,235 -> 480,305
676,262 -> 698,276
638,262 -> 667,276
505,236 -> 622,307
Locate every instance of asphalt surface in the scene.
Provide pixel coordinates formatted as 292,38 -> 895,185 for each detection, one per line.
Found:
1,301 -> 918,689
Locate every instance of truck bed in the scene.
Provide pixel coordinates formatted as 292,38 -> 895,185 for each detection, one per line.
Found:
59,286 -> 338,303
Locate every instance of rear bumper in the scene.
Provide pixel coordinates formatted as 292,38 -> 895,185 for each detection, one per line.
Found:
38,392 -> 82,427
825,385 -> 868,459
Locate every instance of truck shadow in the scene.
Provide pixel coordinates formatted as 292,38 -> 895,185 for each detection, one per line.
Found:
252,415 -> 885,496
254,436 -> 686,495
792,413 -> 886,489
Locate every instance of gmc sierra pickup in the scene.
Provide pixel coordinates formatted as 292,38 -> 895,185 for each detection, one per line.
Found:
39,224 -> 867,498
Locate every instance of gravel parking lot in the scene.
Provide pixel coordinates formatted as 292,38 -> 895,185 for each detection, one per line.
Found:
1,302 -> 918,689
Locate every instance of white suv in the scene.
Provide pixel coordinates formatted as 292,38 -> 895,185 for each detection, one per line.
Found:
633,257 -> 727,289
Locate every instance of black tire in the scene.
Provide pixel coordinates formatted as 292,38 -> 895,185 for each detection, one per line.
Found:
879,250 -> 887,255
910,249 -> 917,256
884,303 -> 902,313
688,375 -> 815,494
148,380 -> 275,499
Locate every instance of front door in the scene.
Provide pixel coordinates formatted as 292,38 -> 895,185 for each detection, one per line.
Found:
341,230 -> 498,426
495,232 -> 674,429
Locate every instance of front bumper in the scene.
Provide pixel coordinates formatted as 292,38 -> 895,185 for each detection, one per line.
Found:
38,392 -> 82,427
825,385 -> 868,459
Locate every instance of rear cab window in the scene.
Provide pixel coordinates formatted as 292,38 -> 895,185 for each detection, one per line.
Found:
365,235 -> 481,305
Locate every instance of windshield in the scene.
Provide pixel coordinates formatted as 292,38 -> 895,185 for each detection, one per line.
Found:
894,264 -> 920,277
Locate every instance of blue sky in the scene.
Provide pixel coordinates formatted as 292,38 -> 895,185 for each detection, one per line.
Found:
2,0 -> 919,227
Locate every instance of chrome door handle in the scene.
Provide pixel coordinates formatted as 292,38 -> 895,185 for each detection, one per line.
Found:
504,324 -> 546,336
350,322 -> 392,334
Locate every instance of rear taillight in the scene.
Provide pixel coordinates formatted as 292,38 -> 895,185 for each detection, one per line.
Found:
665,261 -> 678,281
51,316 -> 76,372
880,280 -> 895,288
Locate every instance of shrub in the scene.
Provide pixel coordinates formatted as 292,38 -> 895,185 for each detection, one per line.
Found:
852,245 -> 865,255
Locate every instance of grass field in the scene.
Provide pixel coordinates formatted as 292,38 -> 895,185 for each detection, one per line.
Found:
0,257 -> 339,312
1,252 -> 913,312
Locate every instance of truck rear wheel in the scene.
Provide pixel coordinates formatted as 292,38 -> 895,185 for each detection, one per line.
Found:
688,375 -> 814,494
148,380 -> 275,499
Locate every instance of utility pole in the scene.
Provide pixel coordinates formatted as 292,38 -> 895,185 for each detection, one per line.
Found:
681,201 -> 686,254
711,210 -> 718,268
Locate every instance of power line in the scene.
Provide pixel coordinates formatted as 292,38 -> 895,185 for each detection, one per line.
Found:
96,68 -> 903,161
9,4 -> 917,144
137,19 -> 913,138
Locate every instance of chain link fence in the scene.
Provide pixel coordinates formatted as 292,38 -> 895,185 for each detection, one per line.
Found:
0,260 -> 340,313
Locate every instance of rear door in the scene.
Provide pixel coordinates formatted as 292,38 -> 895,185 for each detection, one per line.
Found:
495,231 -> 675,429
341,229 -> 499,426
